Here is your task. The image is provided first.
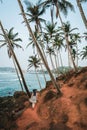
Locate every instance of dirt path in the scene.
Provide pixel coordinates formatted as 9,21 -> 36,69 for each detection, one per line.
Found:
16,104 -> 41,130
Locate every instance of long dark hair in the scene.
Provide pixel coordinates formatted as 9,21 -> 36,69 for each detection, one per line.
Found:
33,89 -> 37,96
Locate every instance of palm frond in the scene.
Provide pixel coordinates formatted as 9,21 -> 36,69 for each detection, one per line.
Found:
0,43 -> 7,48
39,6 -> 46,16
0,40 -> 5,42
12,32 -> 18,39
13,43 -> 23,49
9,27 -> 14,35
80,0 -> 87,3
13,38 -> 22,42
26,41 -> 34,48
70,28 -> 78,33
24,0 -> 33,10
0,34 -> 4,37
25,13 -> 32,17
63,0 -> 75,12
58,0 -> 74,16
27,64 -> 33,70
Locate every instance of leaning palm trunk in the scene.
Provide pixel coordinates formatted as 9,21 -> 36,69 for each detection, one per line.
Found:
49,54 -> 55,72
76,44 -> 78,67
0,21 -> 31,98
37,50 -> 47,84
59,50 -> 63,67
39,40 -> 48,64
54,54 -> 59,77
35,67 -> 42,90
56,50 -> 60,68
38,30 -> 48,64
68,49 -> 71,68
40,63 -> 47,84
76,0 -> 87,29
58,12 -> 77,71
49,54 -> 56,79
37,34 -> 48,66
50,5 -> 54,24
12,56 -> 24,91
56,50 -> 60,74
66,36 -> 77,71
17,0 -> 61,94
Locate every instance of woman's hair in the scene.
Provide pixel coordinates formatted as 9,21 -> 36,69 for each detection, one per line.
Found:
33,89 -> 37,96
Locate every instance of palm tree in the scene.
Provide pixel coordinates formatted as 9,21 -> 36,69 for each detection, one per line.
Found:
24,0 -> 45,32
40,0 -> 74,24
12,57 -> 24,91
44,22 -> 57,38
59,22 -> 78,70
80,46 -> 87,59
82,32 -> 87,41
53,35 -> 64,68
71,48 -> 77,60
0,27 -> 23,50
28,55 -> 42,89
46,47 -> 55,71
70,33 -> 81,66
24,0 -> 47,62
43,22 -> 58,65
0,27 -> 24,91
27,31 -> 47,84
42,0 -> 77,71
26,30 -> 41,54
76,0 -> 87,29
0,21 -> 31,98
17,0 -> 61,94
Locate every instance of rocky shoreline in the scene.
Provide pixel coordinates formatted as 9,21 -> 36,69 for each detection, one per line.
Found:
0,91 -> 29,130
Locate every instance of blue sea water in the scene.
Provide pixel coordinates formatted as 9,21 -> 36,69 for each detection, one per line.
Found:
0,68 -> 50,97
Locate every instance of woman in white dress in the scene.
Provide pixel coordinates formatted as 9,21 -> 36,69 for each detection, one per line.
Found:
29,89 -> 37,108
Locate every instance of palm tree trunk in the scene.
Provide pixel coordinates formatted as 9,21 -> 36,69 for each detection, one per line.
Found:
68,49 -> 71,67
56,50 -> 60,67
76,0 -> 87,29
66,36 -> 77,70
54,53 -> 59,76
37,50 -> 47,84
12,56 -> 24,91
59,50 -> 63,67
49,54 -> 56,79
50,6 -> 54,24
54,54 -> 58,70
36,22 -> 48,64
39,37 -> 48,65
40,64 -> 47,84
17,0 -> 61,94
0,21 -> 31,98
35,67 -> 42,90
76,44 -> 78,67
58,12 -> 77,71
49,54 -> 55,72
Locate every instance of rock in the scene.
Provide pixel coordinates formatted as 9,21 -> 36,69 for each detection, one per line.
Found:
49,122 -> 72,130
43,91 -> 56,103
13,91 -> 27,99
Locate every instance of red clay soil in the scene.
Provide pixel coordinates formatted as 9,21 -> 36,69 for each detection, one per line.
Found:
16,67 -> 87,130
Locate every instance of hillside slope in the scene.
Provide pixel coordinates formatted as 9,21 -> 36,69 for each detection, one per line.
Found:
0,67 -> 87,130
16,67 -> 87,130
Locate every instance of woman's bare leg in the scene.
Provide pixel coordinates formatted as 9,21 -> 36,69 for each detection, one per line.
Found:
32,103 -> 35,108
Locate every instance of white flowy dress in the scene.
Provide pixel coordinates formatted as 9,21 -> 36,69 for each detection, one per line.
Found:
29,95 -> 37,103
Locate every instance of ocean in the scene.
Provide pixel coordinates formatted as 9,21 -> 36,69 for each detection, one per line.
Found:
0,67 -> 50,97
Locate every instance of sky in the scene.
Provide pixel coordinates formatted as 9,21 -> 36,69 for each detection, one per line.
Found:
0,0 -> 87,70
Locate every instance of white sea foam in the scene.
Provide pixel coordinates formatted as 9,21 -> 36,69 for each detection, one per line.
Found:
0,72 -> 16,75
